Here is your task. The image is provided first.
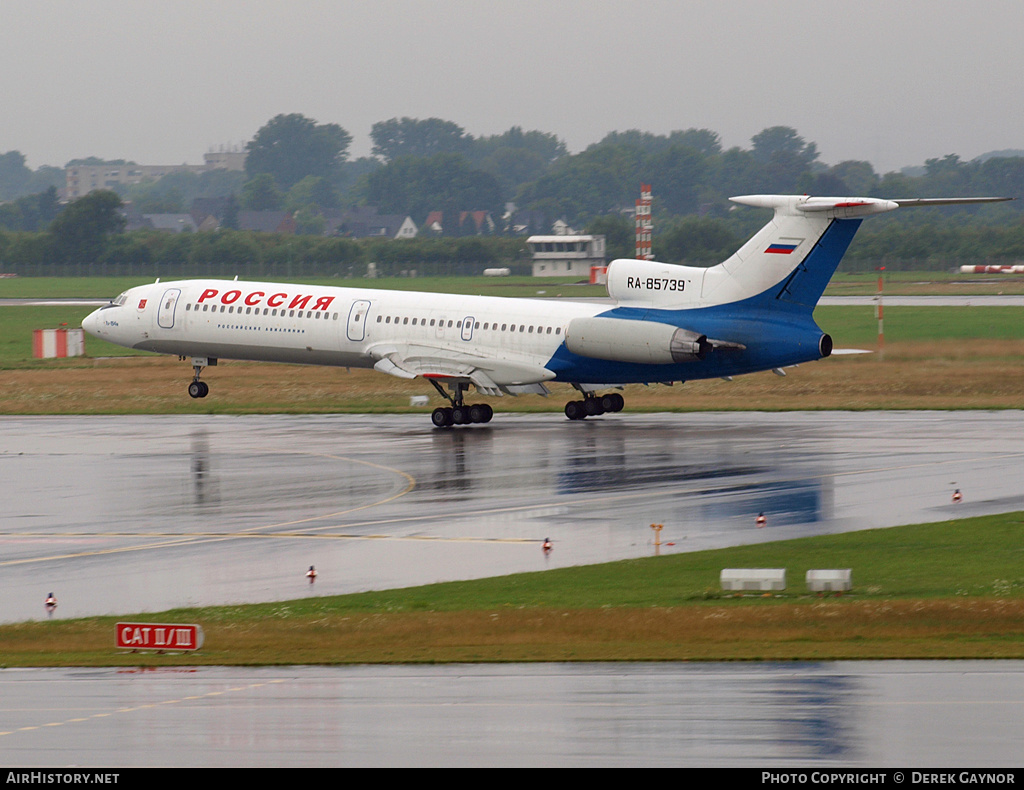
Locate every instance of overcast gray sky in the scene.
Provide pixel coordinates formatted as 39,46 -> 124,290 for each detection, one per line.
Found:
3,0 -> 1022,174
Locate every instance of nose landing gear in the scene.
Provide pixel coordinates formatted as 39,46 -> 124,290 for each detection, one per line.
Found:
185,356 -> 216,399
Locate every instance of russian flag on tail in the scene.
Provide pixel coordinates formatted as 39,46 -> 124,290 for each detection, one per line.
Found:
765,243 -> 798,254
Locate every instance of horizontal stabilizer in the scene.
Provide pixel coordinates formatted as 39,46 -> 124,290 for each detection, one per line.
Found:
732,195 -> 1011,215
795,198 -> 898,216
893,197 -> 1012,208
731,194 -> 896,218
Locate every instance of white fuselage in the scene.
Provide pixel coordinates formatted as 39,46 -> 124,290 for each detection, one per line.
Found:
80,194 -> 1008,421
84,278 -> 605,384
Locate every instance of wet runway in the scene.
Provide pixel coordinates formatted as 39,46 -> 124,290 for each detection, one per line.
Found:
2,411 -> 1022,624
3,661 -> 1024,767
3,411 -> 1024,767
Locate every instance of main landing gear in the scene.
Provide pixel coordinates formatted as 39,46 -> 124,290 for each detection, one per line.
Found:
564,389 -> 624,421
184,356 -> 216,399
427,380 -> 493,428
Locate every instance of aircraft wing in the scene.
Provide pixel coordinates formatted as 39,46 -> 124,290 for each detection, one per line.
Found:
367,342 -> 555,396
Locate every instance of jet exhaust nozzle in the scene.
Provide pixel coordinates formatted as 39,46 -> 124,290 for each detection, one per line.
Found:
670,328 -> 711,362
566,317 -> 710,365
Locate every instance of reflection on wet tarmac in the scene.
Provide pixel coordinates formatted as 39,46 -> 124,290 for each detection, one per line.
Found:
2,661 -> 1022,766
191,429 -> 217,506
1,412 -> 1022,623
771,671 -> 859,760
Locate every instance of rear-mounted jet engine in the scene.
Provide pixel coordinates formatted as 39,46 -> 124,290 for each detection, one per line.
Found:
565,317 -> 711,365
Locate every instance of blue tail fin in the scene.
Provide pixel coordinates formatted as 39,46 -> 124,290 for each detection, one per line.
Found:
770,218 -> 862,311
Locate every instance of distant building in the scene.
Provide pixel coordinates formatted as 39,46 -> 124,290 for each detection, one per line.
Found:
421,210 -> 495,236
527,234 -> 606,277
120,209 -> 197,233
238,211 -> 296,234
189,197 -> 233,229
203,151 -> 246,171
325,207 -> 417,239
66,164 -> 206,199
143,214 -> 198,233
65,149 -> 248,199
507,208 -> 550,236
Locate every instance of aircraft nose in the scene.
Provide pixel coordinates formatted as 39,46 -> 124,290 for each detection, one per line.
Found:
81,308 -> 102,337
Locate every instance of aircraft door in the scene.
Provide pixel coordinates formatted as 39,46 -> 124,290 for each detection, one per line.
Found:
461,315 -> 475,341
157,288 -> 181,329
346,299 -> 371,342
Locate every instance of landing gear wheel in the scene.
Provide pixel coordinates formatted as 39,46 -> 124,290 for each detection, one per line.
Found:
188,381 -> 209,399
469,404 -> 494,424
451,405 -> 470,425
431,407 -> 454,428
601,393 -> 623,412
565,401 -> 586,420
584,397 -> 604,416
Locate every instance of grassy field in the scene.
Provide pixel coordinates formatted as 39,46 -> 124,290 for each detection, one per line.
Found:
0,275 -> 597,300
3,340 -> 1022,414
2,271 -> 1024,300
1,302 -> 1021,413
3,512 -> 1024,666
827,270 -> 1024,295
1,275 -> 1020,666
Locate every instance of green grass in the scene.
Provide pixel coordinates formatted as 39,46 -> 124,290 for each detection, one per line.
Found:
0,275 -> 602,300
2,303 -> 1022,368
3,271 -> 1022,300
0,306 -> 150,366
4,512 -> 1024,666
829,270 -> 1024,294
4,271 -> 1024,300
261,512 -> 1024,613
813,305 -> 1024,346
0,276 -> 149,299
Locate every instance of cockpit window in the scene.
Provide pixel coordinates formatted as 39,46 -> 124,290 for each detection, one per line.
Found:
102,292 -> 129,310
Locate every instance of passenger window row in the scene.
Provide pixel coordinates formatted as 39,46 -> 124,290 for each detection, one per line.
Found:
183,301 -> 563,337
374,314 -> 562,335
186,303 -> 340,320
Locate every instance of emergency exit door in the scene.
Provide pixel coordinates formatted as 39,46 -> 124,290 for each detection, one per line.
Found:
157,289 -> 181,329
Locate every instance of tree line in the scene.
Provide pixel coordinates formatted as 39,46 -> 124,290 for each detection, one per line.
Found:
3,188 -> 1022,277
1,115 -> 1023,274
0,189 -> 531,277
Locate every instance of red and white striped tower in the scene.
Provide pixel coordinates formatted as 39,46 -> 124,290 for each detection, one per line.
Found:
876,265 -> 885,357
635,184 -> 653,260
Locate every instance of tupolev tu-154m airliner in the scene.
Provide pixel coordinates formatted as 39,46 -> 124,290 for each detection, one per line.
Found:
82,194 -> 1009,427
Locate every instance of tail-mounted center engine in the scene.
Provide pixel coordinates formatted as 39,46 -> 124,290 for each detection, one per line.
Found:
565,316 -> 713,365
605,257 -> 706,308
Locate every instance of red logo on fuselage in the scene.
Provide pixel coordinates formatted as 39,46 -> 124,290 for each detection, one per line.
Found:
196,288 -> 336,312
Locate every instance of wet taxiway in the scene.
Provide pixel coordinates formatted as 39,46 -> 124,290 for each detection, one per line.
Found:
4,661 -> 1024,767
2,411 -> 1022,624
